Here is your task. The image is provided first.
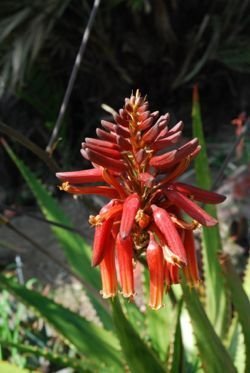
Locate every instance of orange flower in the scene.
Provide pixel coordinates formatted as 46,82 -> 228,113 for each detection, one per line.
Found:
56,90 -> 226,309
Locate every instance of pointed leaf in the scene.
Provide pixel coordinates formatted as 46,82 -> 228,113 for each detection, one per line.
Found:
112,297 -> 165,373
192,85 -> 228,336
0,361 -> 28,373
2,141 -> 112,329
221,256 -> 250,371
0,339 -> 92,373
0,274 -> 122,371
167,300 -> 184,373
182,283 -> 236,373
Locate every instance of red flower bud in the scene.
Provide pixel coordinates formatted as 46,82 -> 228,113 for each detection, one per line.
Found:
165,189 -> 217,227
116,234 -> 135,298
120,193 -> 140,239
146,232 -> 165,310
151,205 -> 187,265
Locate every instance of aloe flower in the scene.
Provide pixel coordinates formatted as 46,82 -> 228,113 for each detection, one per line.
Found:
56,90 -> 225,309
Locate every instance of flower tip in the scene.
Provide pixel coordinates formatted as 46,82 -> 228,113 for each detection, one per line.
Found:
193,84 -> 199,103
205,217 -> 218,227
149,303 -> 164,311
55,172 -> 64,180
120,232 -> 128,240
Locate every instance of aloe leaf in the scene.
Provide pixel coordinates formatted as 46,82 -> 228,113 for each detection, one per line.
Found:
0,361 -> 28,373
182,283 -> 236,373
143,270 -> 176,362
221,256 -> 250,371
226,256 -> 250,371
167,300 -> 184,373
0,339 -> 92,373
2,140 -> 112,329
192,85 -> 228,336
112,297 -> 165,373
0,274 -> 123,371
146,300 -> 174,363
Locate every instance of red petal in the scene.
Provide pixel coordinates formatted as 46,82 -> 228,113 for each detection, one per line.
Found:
86,149 -> 126,172
114,114 -> 129,127
150,138 -> 199,170
115,124 -> 130,138
138,110 -> 150,121
167,121 -> 184,135
102,168 -> 127,198
59,183 -> 119,198
139,116 -> 154,131
92,219 -> 113,266
151,205 -> 187,265
157,158 -> 190,187
152,131 -> 182,151
165,189 -> 217,227
101,120 -> 116,132
146,232 -> 165,309
142,122 -> 162,144
117,135 -> 132,151
96,128 -> 117,143
56,168 -> 104,184
165,263 -> 180,286
120,193 -> 140,239
182,230 -> 200,286
173,182 -> 226,204
85,137 -> 120,149
116,234 -> 135,298
99,234 -> 117,298
83,142 -> 121,159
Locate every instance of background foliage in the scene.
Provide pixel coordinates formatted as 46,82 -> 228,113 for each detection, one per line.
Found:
0,1 -> 250,372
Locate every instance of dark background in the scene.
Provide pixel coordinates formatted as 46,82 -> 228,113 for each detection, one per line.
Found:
0,0 -> 250,204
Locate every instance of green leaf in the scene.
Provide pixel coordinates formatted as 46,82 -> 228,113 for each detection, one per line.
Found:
167,300 -> 184,373
226,316 -> 245,373
146,300 -> 174,362
144,270 -> 177,362
0,361 -> 28,373
221,256 -> 250,371
182,283 -> 236,373
0,339 -> 92,373
0,274 -> 123,371
192,85 -> 228,336
2,141 -> 112,329
112,297 -> 165,373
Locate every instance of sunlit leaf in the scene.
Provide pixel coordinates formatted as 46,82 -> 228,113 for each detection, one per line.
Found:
112,297 -> 165,373
192,85 -> 228,337
0,339 -> 92,373
182,283 -> 236,373
0,361 -> 28,373
221,256 -> 250,372
0,274 -> 123,371
2,140 -> 112,329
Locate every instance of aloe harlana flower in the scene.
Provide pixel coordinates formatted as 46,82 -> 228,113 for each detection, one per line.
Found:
56,91 -> 226,310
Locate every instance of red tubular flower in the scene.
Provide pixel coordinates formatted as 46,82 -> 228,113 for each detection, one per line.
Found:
100,232 -> 117,298
120,193 -> 140,239
182,229 -> 200,286
56,90 -> 226,309
146,232 -> 165,310
116,234 -> 135,298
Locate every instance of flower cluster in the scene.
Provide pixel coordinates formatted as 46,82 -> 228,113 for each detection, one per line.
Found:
56,90 -> 225,309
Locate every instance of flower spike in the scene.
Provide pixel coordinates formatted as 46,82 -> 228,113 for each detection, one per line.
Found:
57,90 -> 226,308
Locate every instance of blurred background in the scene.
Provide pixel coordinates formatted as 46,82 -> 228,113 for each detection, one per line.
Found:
0,0 -> 250,289
0,2 -> 250,371
1,0 -> 250,192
